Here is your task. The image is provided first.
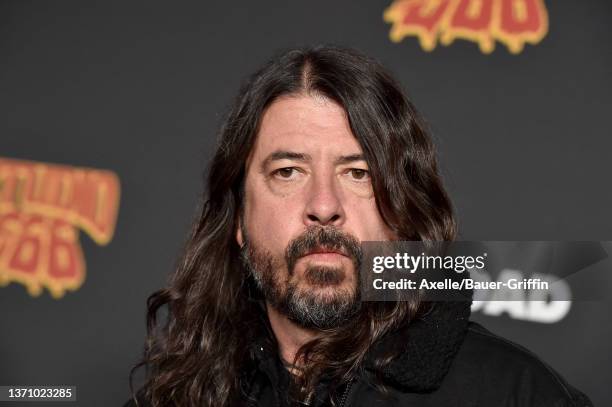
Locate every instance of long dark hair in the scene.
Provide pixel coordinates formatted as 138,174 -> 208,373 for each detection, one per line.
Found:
130,45 -> 456,406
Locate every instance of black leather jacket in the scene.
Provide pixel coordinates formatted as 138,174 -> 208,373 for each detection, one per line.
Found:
124,302 -> 592,407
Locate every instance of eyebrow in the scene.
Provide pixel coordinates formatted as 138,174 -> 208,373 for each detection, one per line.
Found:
261,150 -> 366,171
334,153 -> 365,165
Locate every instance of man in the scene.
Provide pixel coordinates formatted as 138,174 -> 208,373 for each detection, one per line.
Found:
125,46 -> 591,406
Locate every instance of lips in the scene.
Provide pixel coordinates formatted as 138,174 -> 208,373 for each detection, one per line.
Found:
302,246 -> 348,257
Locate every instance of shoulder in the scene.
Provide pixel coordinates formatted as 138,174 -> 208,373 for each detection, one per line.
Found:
446,321 -> 592,407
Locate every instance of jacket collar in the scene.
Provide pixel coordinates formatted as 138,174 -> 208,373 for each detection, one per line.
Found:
363,300 -> 472,392
248,299 -> 472,394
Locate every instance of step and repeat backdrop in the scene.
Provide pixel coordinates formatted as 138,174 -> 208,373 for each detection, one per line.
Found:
1,1 -> 611,406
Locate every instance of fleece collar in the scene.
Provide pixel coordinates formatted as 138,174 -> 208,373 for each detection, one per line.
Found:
363,300 -> 472,392
248,298 -> 472,394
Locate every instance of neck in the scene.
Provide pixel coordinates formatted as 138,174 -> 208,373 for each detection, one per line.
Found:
265,302 -> 318,369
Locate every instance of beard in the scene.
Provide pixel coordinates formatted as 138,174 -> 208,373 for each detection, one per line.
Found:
240,225 -> 363,329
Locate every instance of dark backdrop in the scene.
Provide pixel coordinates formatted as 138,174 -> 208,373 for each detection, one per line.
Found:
1,1 -> 611,406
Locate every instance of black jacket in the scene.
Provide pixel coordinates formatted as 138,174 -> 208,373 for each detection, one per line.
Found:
124,301 -> 592,407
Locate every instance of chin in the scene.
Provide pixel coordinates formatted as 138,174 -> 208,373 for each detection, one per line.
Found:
297,281 -> 356,301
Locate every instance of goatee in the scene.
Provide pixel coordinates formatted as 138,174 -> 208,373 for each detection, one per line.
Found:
240,225 -> 363,329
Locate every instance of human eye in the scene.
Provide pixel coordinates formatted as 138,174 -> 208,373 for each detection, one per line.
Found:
346,168 -> 370,182
271,167 -> 301,181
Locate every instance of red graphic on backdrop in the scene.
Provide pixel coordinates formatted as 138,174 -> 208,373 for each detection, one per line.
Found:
384,0 -> 549,54
0,158 -> 120,298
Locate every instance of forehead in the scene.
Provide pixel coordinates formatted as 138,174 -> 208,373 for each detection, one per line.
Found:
250,94 -> 363,160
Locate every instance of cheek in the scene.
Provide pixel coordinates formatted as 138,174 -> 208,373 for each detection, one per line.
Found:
346,197 -> 395,241
245,187 -> 303,249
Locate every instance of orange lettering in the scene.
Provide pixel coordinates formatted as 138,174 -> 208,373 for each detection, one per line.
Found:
442,0 -> 495,53
385,0 -> 454,51
0,157 -> 119,298
494,0 -> 548,53
385,0 -> 549,54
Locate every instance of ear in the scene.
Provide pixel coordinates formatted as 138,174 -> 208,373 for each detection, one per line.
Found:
236,216 -> 244,248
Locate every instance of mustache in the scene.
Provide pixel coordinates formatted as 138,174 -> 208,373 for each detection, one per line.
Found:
285,226 -> 363,273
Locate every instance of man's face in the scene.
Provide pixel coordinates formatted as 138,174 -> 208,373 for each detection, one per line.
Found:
237,94 -> 396,329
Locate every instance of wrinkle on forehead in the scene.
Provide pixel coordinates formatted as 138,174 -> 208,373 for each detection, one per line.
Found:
245,93 -> 356,171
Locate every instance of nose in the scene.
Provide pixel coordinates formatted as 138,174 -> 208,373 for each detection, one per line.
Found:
303,173 -> 345,227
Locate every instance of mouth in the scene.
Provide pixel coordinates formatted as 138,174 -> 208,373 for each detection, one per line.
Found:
301,246 -> 348,260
